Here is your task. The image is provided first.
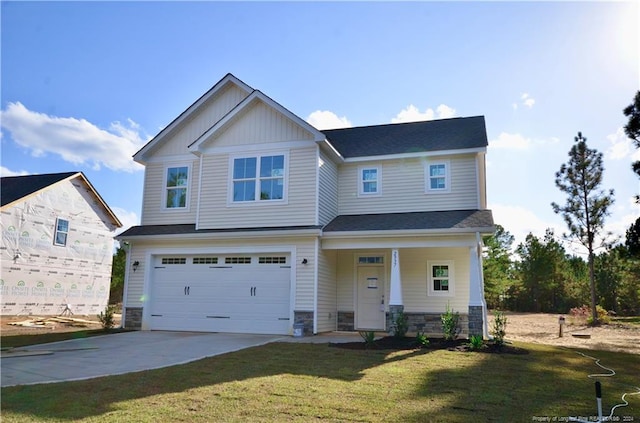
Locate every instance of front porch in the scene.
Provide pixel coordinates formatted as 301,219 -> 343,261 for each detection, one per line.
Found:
323,238 -> 488,338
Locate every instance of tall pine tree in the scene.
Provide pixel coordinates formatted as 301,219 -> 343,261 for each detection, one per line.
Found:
551,132 -> 614,324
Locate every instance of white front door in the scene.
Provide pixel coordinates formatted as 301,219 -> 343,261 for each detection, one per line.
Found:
356,265 -> 386,330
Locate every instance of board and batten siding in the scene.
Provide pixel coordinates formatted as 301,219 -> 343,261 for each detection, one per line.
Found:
124,237 -> 317,311
318,150 -> 339,226
140,160 -> 199,225
316,248 -> 337,332
338,154 -> 479,215
334,248 -> 470,314
209,102 -> 315,147
151,85 -> 250,157
197,146 -> 318,229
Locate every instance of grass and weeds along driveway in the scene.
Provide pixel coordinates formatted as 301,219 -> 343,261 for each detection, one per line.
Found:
1,341 -> 639,422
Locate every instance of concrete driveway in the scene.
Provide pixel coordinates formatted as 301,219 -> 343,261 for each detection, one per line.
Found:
1,331 -> 282,387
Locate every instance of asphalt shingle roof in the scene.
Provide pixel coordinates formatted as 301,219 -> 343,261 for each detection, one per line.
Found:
322,210 -> 494,232
1,172 -> 78,207
322,116 -> 487,158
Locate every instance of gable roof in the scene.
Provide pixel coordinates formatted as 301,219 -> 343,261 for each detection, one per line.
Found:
188,89 -> 326,153
321,116 -> 488,159
322,209 -> 494,233
133,73 -> 254,163
1,172 -> 122,227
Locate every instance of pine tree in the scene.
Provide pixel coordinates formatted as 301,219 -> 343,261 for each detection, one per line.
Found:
551,132 -> 614,324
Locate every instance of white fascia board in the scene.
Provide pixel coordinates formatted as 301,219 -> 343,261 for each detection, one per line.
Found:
134,74 -> 253,163
318,139 -> 344,163
321,237 -> 476,250
117,228 -> 322,242
322,226 -> 495,239
343,147 -> 486,163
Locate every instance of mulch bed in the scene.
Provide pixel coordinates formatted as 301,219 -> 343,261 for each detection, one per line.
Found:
330,336 -> 529,354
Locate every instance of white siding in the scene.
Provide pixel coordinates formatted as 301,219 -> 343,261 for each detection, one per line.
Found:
151,85 -> 250,157
401,247 -> 470,313
336,251 -> 355,311
316,248 -> 337,332
197,147 -> 318,229
210,102 -> 315,147
124,236 -> 317,312
334,247 -> 470,314
140,159 -> 199,225
318,150 -> 339,226
338,154 -> 479,215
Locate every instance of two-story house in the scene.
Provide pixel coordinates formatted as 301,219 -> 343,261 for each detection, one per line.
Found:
117,73 -> 494,338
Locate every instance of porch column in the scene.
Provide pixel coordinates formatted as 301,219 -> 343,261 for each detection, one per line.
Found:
388,249 -> 404,333
468,244 -> 486,337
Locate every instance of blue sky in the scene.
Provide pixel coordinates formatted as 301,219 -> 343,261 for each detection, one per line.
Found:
1,1 -> 638,253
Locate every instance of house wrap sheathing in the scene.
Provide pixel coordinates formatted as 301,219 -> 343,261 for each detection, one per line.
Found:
1,172 -> 122,315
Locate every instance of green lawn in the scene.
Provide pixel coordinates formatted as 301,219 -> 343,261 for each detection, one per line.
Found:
1,341 -> 638,422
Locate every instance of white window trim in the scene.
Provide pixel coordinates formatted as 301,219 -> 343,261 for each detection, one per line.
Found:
227,151 -> 289,206
162,162 -> 192,212
53,217 -> 69,247
427,260 -> 454,297
424,160 -> 451,194
358,165 -> 382,197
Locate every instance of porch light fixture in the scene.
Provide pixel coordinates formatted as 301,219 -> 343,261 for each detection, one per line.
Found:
132,261 -> 140,272
301,258 -> 308,265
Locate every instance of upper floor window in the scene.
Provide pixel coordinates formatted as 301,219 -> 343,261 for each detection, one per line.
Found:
232,154 -> 286,202
54,218 -> 69,246
358,166 -> 381,196
164,165 -> 189,209
425,161 -> 450,193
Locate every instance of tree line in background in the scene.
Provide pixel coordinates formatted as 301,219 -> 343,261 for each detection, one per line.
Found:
485,90 -> 640,318
483,224 -> 639,316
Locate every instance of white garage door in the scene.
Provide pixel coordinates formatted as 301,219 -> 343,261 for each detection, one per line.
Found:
148,254 -> 291,334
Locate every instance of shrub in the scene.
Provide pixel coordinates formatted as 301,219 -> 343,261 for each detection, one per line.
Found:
491,310 -> 508,346
468,334 -> 484,350
441,303 -> 460,341
393,311 -> 409,338
570,304 -> 611,325
415,331 -> 430,347
359,331 -> 376,348
98,305 -> 117,330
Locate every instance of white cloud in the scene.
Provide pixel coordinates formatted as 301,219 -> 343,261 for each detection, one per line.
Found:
605,126 -> 640,161
489,132 -> 532,150
521,93 -> 535,109
489,203 -> 565,249
0,166 -> 30,177
0,102 -> 146,172
111,206 -> 140,236
512,93 -> 535,110
391,104 -> 457,124
306,110 -> 352,130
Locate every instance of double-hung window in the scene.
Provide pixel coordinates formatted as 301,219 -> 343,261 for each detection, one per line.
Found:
427,261 -> 454,296
358,165 -> 381,196
54,218 -> 69,246
425,161 -> 450,193
164,165 -> 189,209
232,154 -> 286,202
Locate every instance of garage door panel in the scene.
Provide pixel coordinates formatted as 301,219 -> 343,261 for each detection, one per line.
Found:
148,256 -> 291,334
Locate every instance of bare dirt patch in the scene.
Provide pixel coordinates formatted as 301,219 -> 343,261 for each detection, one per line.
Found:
0,314 -> 122,337
492,312 -> 640,354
